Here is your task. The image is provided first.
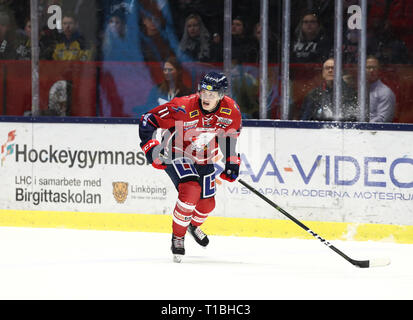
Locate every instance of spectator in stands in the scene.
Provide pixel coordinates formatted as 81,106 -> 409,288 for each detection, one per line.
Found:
142,0 -> 181,54
231,16 -> 254,63
300,58 -> 359,122
291,11 -> 332,63
102,11 -> 140,61
170,0 -> 223,41
103,11 -> 126,50
0,10 -> 16,60
230,57 -> 259,118
61,0 -> 98,53
132,56 -> 191,117
291,0 -> 335,40
178,13 -> 211,62
249,21 -> 280,63
367,56 -> 396,122
15,17 -> 31,60
15,15 -> 61,61
140,10 -> 176,62
51,12 -> 92,61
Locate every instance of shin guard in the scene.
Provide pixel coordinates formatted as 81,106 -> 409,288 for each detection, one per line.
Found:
172,181 -> 201,237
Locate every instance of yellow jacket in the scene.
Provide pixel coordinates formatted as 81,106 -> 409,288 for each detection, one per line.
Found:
52,33 -> 92,61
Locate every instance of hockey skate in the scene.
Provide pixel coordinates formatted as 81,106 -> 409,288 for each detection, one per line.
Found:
171,234 -> 185,263
188,223 -> 209,247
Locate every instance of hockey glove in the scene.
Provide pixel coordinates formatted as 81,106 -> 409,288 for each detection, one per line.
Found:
141,139 -> 167,170
220,155 -> 241,182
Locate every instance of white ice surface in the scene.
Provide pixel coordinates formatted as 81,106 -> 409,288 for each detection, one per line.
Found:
0,227 -> 412,300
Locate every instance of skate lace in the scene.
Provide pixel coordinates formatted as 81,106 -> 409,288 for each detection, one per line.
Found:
194,227 -> 206,240
173,236 -> 185,249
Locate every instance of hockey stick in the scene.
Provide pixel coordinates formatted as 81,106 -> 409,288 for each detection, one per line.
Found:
238,179 -> 390,268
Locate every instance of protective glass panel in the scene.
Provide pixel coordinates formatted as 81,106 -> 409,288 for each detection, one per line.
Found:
0,1 -> 411,123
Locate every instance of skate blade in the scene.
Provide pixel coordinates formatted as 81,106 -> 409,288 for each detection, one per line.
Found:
173,254 -> 183,263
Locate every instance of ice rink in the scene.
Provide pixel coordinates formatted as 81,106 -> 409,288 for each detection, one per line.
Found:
0,226 -> 412,300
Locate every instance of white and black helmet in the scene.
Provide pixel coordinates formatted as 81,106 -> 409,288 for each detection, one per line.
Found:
198,72 -> 228,98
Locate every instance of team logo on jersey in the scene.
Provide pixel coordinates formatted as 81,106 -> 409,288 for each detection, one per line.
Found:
190,110 -> 199,118
216,116 -> 232,125
216,116 -> 232,128
202,116 -> 214,127
219,107 -> 232,115
112,182 -> 128,203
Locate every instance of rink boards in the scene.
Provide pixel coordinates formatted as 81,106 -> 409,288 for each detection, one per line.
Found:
0,118 -> 412,243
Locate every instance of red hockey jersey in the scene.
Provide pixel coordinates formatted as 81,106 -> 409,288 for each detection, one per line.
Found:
139,93 -> 242,164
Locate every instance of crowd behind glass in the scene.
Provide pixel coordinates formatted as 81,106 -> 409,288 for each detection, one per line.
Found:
0,0 -> 412,123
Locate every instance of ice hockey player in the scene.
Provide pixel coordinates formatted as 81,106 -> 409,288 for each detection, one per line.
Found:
138,72 -> 242,262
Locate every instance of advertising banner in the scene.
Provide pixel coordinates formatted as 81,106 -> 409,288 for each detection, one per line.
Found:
225,126 -> 413,225
0,122 -> 412,226
0,122 -> 176,216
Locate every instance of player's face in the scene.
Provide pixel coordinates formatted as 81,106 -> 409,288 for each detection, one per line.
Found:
200,89 -> 220,111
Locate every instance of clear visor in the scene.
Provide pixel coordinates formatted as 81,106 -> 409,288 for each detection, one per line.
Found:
200,89 -> 221,100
